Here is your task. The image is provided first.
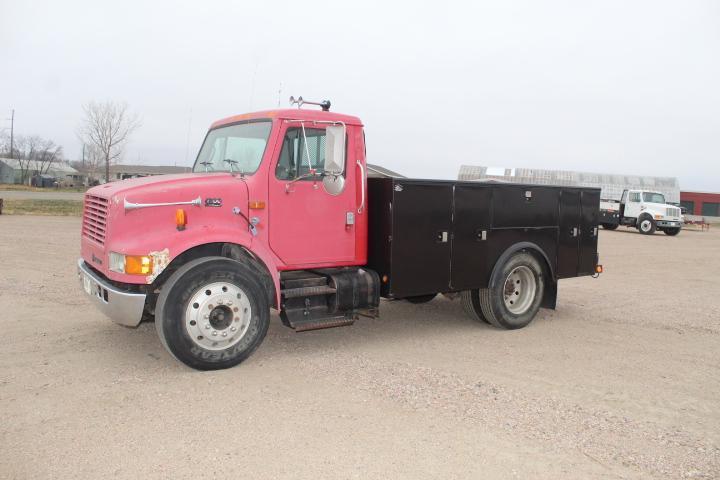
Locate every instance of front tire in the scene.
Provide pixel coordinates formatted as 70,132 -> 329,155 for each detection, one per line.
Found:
155,256 -> 270,370
479,252 -> 544,330
637,215 -> 656,235
664,227 -> 681,236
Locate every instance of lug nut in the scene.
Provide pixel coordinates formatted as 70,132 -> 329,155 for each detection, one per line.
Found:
217,299 -> 224,305
212,331 -> 217,336
231,326 -> 236,332
205,324 -> 210,329
222,332 -> 227,337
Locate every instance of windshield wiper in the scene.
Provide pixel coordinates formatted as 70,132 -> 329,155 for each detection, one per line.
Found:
223,158 -> 243,174
198,161 -> 214,172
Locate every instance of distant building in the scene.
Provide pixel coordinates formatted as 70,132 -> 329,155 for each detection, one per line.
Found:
458,165 -> 680,203
367,163 -> 405,178
680,191 -> 720,217
0,157 -> 80,186
108,164 -> 192,181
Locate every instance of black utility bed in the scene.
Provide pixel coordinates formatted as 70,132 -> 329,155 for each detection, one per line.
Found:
367,178 -> 600,299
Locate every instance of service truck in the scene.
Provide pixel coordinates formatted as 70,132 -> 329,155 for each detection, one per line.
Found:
78,98 -> 602,370
599,189 -> 682,235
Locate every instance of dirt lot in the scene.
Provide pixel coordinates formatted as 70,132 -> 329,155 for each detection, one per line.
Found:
1,215 -> 718,479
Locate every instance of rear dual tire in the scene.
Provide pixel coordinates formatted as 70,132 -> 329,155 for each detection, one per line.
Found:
462,252 -> 544,330
601,223 -> 619,230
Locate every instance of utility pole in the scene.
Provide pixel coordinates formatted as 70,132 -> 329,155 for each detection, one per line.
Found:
9,109 -> 14,159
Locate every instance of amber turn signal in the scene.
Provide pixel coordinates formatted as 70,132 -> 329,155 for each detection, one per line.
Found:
176,209 -> 187,230
595,264 -> 603,274
249,200 -> 266,210
125,255 -> 153,275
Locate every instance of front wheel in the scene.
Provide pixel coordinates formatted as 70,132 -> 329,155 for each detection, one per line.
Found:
155,256 -> 270,370
638,215 -> 656,235
664,227 -> 681,236
479,252 -> 545,330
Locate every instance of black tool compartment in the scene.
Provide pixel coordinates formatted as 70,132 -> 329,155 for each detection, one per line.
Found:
367,177 -> 600,299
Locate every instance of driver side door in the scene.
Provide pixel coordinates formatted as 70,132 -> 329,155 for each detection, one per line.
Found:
624,190 -> 642,218
268,121 -> 357,266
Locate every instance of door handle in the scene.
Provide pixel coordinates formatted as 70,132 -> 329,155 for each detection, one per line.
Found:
356,160 -> 365,214
571,227 -> 579,237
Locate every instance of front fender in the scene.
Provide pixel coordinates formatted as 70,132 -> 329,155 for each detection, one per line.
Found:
106,224 -> 282,308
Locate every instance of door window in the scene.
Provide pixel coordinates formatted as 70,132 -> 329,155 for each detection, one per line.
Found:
276,127 -> 332,180
629,192 -> 641,202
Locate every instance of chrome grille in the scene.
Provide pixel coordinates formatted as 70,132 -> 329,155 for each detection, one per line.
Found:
83,194 -> 109,245
666,207 -> 680,217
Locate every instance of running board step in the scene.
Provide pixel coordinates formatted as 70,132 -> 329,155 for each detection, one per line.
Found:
293,316 -> 356,332
282,285 -> 337,299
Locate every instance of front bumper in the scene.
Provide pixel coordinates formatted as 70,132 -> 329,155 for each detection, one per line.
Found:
657,220 -> 682,228
77,259 -> 146,328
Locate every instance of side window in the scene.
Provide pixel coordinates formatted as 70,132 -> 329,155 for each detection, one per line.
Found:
276,127 -> 336,180
629,192 -> 641,202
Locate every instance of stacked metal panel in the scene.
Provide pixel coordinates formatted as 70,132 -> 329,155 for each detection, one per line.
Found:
458,165 -> 680,203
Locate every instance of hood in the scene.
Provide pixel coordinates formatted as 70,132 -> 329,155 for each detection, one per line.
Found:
88,172 -> 223,200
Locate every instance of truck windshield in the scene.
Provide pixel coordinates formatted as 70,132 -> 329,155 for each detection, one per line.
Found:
193,121 -> 272,174
642,192 -> 666,204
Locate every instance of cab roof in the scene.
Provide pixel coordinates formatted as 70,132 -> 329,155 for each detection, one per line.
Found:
210,109 -> 363,129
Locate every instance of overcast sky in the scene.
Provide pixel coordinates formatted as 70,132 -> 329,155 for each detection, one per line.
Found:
1,0 -> 719,190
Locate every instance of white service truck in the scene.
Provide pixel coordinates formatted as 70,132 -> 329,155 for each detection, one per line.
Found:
599,190 -> 682,235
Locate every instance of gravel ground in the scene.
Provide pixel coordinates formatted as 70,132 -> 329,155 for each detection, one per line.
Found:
0,215 -> 718,479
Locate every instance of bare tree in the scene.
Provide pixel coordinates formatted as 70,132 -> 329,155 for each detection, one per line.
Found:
31,139 -> 63,175
13,135 -> 40,184
78,101 -> 140,182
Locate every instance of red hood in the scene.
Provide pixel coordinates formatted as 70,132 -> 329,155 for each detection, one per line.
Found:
87,173 -> 216,199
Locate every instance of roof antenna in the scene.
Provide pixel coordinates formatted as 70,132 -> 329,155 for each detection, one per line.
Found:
289,96 -> 331,111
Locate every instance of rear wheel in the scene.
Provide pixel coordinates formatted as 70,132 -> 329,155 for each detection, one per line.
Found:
664,227 -> 681,236
156,256 -> 270,370
601,223 -> 618,230
460,290 -> 489,324
479,252 -> 544,330
638,215 -> 656,235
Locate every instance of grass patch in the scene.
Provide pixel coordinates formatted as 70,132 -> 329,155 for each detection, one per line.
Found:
1,199 -> 84,216
0,183 -> 87,193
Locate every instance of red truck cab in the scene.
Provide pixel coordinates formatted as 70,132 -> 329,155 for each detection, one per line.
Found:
79,101 -> 601,370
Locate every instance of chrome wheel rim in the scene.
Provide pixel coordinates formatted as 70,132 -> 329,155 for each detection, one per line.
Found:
503,266 -> 536,315
640,220 -> 652,232
184,282 -> 252,350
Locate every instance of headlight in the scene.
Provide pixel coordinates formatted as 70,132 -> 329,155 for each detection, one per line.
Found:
109,252 -> 153,275
654,214 -> 663,220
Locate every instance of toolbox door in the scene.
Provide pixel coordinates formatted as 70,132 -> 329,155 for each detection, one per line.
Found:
578,190 -> 600,275
450,185 -> 492,290
390,182 -> 453,297
557,189 -> 581,278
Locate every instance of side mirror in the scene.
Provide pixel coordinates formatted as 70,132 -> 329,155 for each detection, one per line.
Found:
323,125 -> 345,176
322,125 -> 346,195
